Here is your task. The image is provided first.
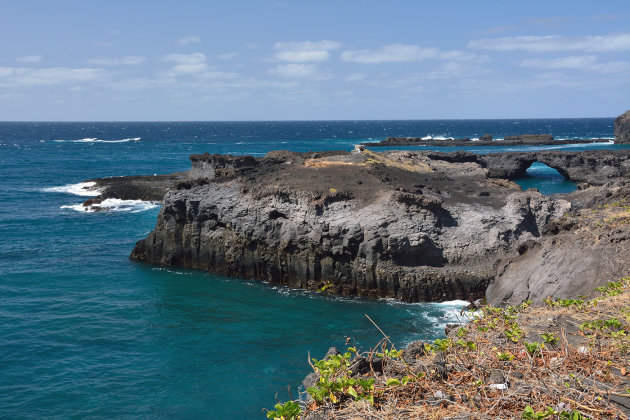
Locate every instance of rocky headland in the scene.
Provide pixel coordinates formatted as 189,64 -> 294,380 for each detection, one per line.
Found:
78,146 -> 630,305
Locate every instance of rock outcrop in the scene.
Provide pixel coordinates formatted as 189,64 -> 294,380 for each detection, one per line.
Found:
615,109 -> 630,144
479,150 -> 630,185
85,147 -> 628,304
130,148 -> 576,302
503,134 -> 553,142
486,181 -> 630,305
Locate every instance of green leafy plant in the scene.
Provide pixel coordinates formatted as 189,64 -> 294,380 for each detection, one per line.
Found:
522,406 -> 555,419
541,332 -> 558,347
266,400 -> 302,420
496,351 -> 514,361
456,327 -> 469,338
433,338 -> 452,352
455,339 -> 477,351
524,341 -> 544,357
504,323 -> 523,343
307,348 -> 376,406
558,410 -> 584,420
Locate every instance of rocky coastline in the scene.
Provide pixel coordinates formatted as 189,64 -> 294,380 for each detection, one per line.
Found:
79,146 -> 630,305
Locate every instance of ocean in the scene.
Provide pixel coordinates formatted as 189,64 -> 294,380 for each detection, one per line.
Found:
1,119 -> 628,418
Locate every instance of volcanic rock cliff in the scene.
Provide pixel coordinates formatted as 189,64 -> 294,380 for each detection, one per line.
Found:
615,109 -> 630,144
128,148 -> 630,302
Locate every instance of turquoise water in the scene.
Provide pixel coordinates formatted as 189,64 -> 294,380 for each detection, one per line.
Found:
1,120 -> 628,418
514,162 -> 578,195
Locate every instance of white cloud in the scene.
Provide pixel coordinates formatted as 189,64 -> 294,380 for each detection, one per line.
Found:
0,67 -> 102,86
269,63 -> 319,78
468,33 -> 630,52
87,56 -> 146,66
341,44 -> 440,63
439,50 -> 485,62
162,53 -> 208,73
17,55 -> 42,63
177,35 -> 201,45
274,40 -> 341,62
520,55 -> 597,69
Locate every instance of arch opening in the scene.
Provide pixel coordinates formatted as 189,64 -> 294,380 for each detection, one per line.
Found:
514,161 -> 577,195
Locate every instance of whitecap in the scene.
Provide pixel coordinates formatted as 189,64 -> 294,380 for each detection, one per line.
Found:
434,299 -> 470,307
61,198 -> 159,213
42,181 -> 103,196
52,137 -> 141,143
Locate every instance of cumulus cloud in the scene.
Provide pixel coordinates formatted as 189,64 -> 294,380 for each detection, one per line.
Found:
520,55 -> 598,69
0,67 -> 101,86
16,55 -> 42,63
468,33 -> 630,52
162,52 -> 208,73
274,40 -> 341,62
341,44 -> 440,63
87,56 -> 146,65
177,35 -> 201,45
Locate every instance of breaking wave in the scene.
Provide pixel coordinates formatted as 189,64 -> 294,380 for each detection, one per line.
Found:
52,137 -> 141,143
61,198 -> 159,213
42,181 -> 103,196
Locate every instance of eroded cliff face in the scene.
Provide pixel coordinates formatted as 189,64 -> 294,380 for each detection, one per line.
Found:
131,149 -> 570,302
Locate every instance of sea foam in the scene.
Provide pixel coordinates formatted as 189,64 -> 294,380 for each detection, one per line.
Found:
42,181 -> 103,196
52,137 -> 141,143
61,198 -> 159,213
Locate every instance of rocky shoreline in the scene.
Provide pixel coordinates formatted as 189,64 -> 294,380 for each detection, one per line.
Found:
82,147 -> 630,304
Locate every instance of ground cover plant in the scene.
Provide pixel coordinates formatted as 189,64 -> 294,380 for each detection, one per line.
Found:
266,278 -> 630,419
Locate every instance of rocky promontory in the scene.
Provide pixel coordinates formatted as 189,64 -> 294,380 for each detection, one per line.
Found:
125,147 -> 630,303
615,109 -> 630,144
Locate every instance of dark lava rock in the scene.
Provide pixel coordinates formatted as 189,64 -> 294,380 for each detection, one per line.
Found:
504,134 -> 554,142
480,134 -> 492,141
488,369 -> 506,385
127,148 -> 630,303
348,356 -> 384,375
615,109 -> 630,144
402,340 -> 426,361
444,323 -> 463,336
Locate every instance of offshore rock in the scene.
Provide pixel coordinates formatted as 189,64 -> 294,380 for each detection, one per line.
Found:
503,134 -> 553,142
615,109 -> 630,144
130,148 -> 575,302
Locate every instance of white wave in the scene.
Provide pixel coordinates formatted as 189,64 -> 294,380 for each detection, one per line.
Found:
435,299 -> 471,307
61,198 -> 159,213
42,181 -> 103,196
540,141 -> 614,151
52,137 -> 141,143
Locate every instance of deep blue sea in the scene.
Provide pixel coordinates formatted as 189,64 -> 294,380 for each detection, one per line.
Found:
1,119 -> 628,418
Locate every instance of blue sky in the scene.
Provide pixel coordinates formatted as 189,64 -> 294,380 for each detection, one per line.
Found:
1,1 -> 629,120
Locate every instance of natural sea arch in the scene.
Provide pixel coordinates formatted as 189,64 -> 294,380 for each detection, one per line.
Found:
514,161 -> 577,195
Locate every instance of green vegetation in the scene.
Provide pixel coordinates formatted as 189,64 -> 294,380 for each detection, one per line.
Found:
267,276 -> 630,418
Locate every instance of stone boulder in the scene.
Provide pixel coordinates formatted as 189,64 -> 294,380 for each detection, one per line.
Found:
614,109 -> 630,144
